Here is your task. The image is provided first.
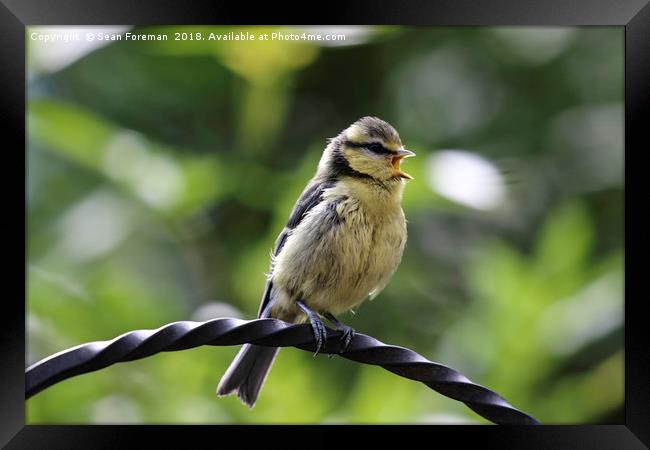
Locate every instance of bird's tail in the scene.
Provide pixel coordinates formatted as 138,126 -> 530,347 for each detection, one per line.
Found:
216,343 -> 279,408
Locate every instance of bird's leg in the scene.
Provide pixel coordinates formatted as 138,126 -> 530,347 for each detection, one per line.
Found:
324,313 -> 355,353
296,299 -> 327,356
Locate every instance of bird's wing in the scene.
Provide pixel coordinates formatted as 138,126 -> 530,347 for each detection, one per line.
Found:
257,179 -> 333,317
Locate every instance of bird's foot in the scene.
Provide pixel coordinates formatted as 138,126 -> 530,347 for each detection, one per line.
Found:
296,299 -> 327,356
324,313 -> 355,353
338,325 -> 355,352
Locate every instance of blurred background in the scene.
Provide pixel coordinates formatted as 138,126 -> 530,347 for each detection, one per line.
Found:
26,26 -> 623,424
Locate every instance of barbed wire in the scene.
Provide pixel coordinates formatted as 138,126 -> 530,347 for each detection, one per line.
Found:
25,317 -> 540,425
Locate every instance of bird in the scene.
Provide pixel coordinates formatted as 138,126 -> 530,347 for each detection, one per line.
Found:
216,116 -> 415,407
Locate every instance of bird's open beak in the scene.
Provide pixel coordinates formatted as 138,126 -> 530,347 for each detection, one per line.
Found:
392,148 -> 416,179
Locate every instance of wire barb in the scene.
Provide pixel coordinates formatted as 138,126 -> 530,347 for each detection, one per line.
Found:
25,317 -> 540,425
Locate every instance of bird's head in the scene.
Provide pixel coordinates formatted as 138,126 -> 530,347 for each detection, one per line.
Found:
320,117 -> 415,183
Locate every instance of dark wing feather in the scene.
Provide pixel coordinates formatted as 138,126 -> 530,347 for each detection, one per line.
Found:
257,180 -> 333,317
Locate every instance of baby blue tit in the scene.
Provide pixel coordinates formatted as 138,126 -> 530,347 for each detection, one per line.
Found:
217,116 -> 415,407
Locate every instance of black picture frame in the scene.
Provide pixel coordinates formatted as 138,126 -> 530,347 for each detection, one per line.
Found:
3,0 -> 648,448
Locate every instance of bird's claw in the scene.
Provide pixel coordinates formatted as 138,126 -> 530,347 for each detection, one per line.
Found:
307,312 -> 327,356
322,312 -> 355,353
296,300 -> 356,355
338,326 -> 355,353
296,299 -> 328,356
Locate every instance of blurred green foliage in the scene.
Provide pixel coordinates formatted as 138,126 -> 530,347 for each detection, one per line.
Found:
26,26 -> 623,424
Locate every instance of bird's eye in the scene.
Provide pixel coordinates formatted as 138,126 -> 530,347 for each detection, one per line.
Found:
367,143 -> 388,154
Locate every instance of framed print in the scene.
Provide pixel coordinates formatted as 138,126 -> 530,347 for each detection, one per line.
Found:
2,0 -> 648,447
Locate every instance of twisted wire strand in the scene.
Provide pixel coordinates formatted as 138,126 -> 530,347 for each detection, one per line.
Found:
25,317 -> 539,425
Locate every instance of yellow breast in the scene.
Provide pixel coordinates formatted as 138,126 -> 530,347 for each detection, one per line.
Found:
271,177 -> 407,317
